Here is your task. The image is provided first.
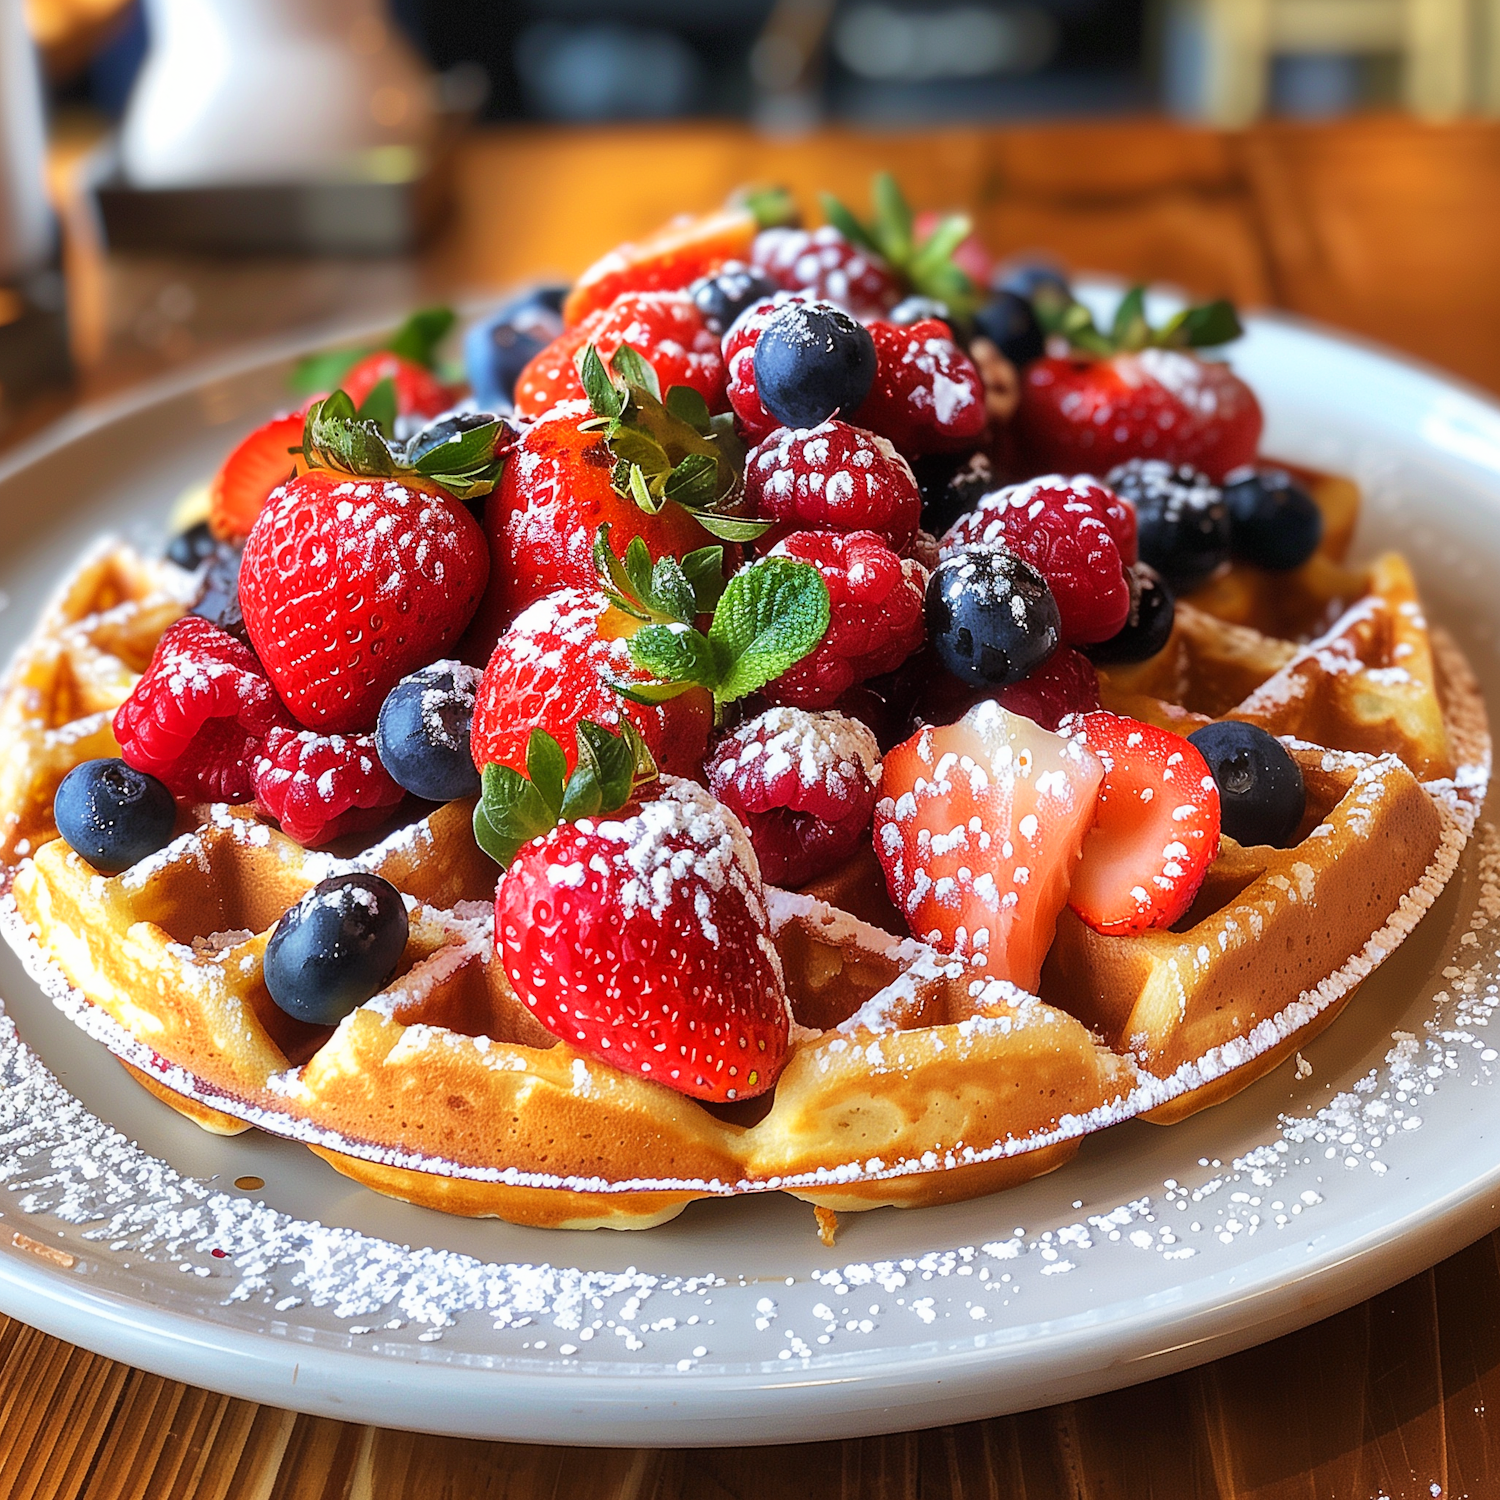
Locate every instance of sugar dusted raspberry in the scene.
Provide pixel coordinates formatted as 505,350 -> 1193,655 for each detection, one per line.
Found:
750,225 -> 900,318
113,615 -> 293,802
707,707 -> 879,886
745,420 -> 922,554
765,530 -> 926,708
940,475 -> 1132,645
854,319 -> 988,460
724,290 -> 814,441
253,727 -> 405,846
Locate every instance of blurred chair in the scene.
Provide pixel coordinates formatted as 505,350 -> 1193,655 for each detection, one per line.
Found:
1163,0 -> 1483,122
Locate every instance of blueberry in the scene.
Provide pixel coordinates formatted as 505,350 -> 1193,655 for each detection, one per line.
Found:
926,544 -> 1061,687
972,291 -> 1044,368
912,449 -> 996,538
1108,459 -> 1230,595
1085,562 -> 1175,665
1223,466 -> 1323,571
995,259 -> 1071,306
689,262 -> 776,336
753,302 -> 878,430
189,538 -> 248,643
375,661 -> 482,802
166,519 -> 217,570
264,874 -> 409,1026
54,758 -> 176,873
1188,721 -> 1306,848
463,286 -> 567,409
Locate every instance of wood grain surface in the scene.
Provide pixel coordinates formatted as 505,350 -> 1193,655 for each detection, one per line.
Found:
9,115 -> 1500,1496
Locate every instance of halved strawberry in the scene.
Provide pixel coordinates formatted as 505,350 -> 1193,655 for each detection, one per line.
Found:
1063,710 -> 1220,935
875,701 -> 1104,992
562,206 -> 761,328
495,777 -> 791,1102
207,411 -> 304,541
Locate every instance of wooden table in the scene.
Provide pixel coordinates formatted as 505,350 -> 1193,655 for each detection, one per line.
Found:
8,117 -> 1500,1498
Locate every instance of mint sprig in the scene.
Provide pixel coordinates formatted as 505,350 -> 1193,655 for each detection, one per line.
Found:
473,719 -> 657,868
1038,286 -> 1244,356
575,344 -> 766,543
593,523 -> 724,626
290,306 -> 456,396
820,171 -> 979,319
299,390 -> 507,501
615,556 -> 829,714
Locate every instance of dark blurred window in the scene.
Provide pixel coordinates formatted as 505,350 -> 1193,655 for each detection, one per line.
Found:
403,0 -> 1149,122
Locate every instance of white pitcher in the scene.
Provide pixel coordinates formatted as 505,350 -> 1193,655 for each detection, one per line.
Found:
120,0 -> 436,187
0,0 -> 51,279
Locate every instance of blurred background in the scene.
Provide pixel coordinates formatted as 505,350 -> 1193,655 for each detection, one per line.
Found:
5,0 -> 1500,439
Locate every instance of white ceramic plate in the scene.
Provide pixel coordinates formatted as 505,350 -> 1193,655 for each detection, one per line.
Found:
0,305 -> 1498,1447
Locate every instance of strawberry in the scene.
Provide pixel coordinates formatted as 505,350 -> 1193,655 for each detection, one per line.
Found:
238,393 -> 498,733
513,291 -> 726,421
340,351 -> 452,421
562,203 -> 769,328
470,587 -> 712,782
1015,288 -> 1262,482
744,419 -> 922,554
853,319 -> 988,460
939,475 -> 1133,645
207,410 -> 305,541
1062,710 -> 1220,935
253,727 -> 405,846
494,776 -> 790,1102
875,700 -> 1103,992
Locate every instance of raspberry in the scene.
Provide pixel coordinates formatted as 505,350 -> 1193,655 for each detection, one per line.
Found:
707,707 -> 879,887
914,645 -> 1100,733
723,290 -> 814,441
750,225 -> 900,318
253,727 -> 405,846
745,420 -> 921,554
765,530 -> 926,708
113,615 -> 293,802
939,475 -> 1132,645
853,319 -> 988,460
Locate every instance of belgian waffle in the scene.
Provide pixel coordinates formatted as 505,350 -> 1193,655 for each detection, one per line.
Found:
0,464 -> 1488,1230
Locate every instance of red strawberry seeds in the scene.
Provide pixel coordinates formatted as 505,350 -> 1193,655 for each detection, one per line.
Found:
495,778 -> 790,1102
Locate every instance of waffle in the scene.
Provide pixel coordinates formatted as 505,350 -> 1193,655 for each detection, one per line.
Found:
0,463 -> 1488,1230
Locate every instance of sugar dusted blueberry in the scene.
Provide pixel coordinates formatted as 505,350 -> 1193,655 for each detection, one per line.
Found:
376,661 -> 482,802
264,874 -> 409,1026
926,544 -> 1061,688
53,758 -> 177,873
689,262 -> 776,336
1108,458 -> 1230,594
753,301 -> 878,430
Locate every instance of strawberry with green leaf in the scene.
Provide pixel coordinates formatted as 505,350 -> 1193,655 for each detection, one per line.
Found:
1015,287 -> 1263,482
290,306 -> 458,420
469,343 -> 762,643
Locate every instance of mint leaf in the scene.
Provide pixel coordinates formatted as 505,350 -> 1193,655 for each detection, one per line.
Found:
708,557 -> 829,701
682,546 -> 727,613
609,343 -> 661,401
627,624 -> 720,689
577,344 -> 625,419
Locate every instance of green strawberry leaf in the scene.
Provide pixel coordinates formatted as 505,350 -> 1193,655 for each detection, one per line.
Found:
1167,298 -> 1244,349
736,183 -> 798,229
688,510 -> 774,542
609,342 -> 661,400
663,452 -> 720,509
592,524 -> 722,625
386,306 -> 456,368
473,720 -> 655,868
1044,289 -> 1245,357
871,171 -> 914,265
665,383 -> 712,433
818,190 -> 882,257
578,343 -> 626,420
355,376 -> 398,436
618,555 -> 829,713
1110,286 -> 1151,351
682,546 -> 728,613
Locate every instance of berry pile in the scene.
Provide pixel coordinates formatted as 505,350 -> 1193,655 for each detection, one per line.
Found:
89,173 -> 1299,1105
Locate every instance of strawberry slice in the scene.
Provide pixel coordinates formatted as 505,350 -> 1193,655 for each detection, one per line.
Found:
495,777 -> 791,1102
207,411 -> 304,541
1063,710 -> 1220,935
562,205 -> 760,327
875,701 -> 1104,992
